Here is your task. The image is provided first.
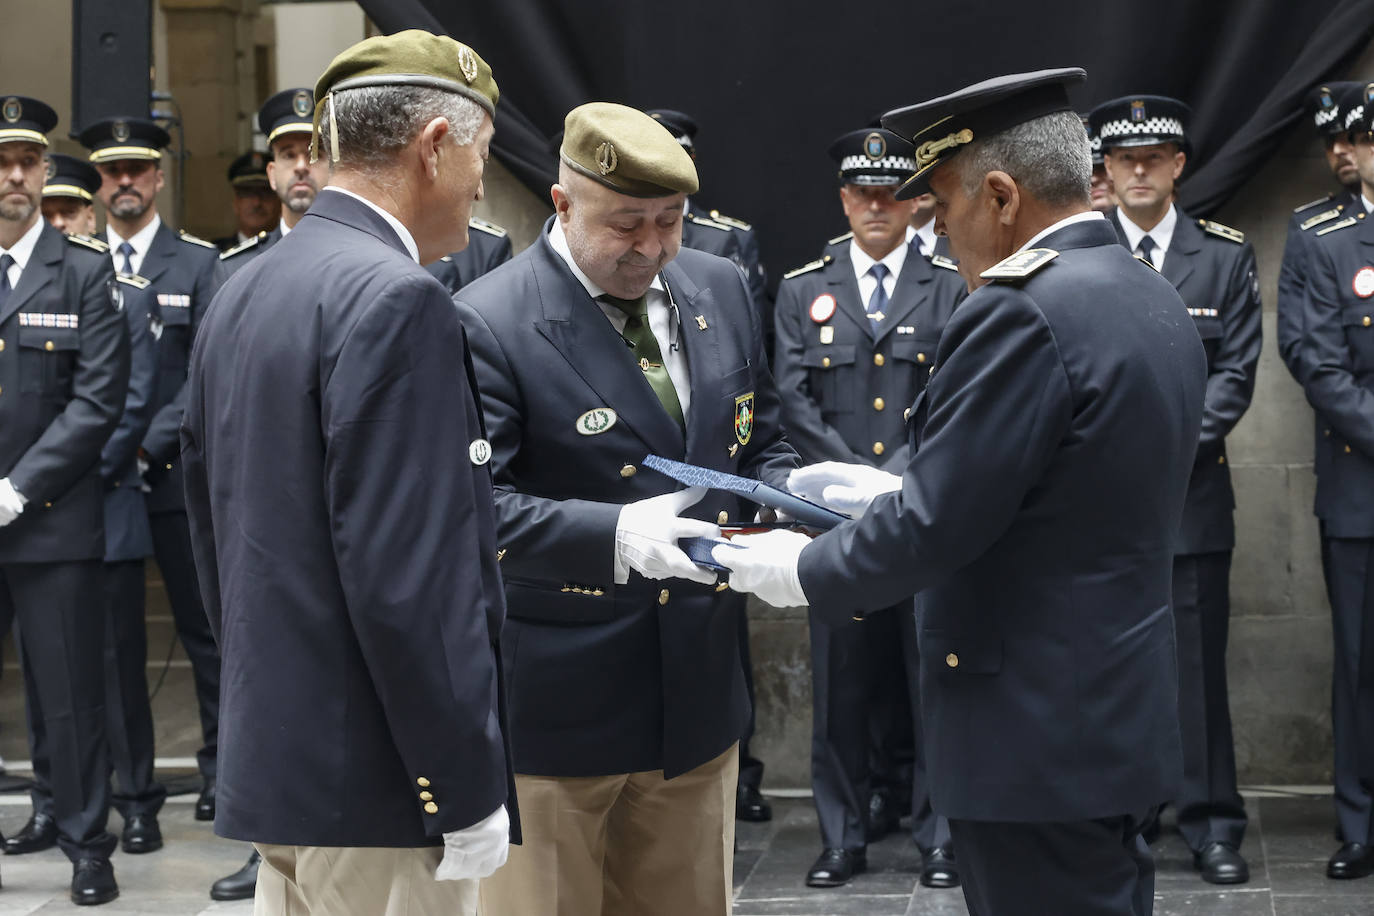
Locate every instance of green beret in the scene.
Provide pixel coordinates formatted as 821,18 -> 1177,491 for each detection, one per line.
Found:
312,30 -> 498,160
560,103 -> 699,198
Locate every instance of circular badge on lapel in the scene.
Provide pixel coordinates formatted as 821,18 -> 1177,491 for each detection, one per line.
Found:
1354,266 -> 1374,299
575,407 -> 617,436
469,438 -> 492,466
810,294 -> 836,324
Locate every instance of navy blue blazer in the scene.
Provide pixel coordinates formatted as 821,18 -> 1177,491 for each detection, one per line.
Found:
0,225 -> 129,564
182,189 -> 515,847
454,221 -> 799,779
799,217 -> 1207,823
1278,190 -> 1360,386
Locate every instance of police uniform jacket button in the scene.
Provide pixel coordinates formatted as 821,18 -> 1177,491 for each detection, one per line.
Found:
1346,445 -> 1354,454
715,582 -> 729,592
0,338 -> 6,351
1365,316 -> 1371,327
1217,455 -> 1225,465
419,791 -> 433,801
658,589 -> 670,605
416,777 -> 430,787
621,464 -> 636,478
44,340 -> 54,351
717,510 -> 729,524
903,407 -> 912,421
946,653 -> 959,668
165,463 -> 173,470
874,353 -> 885,366
822,356 -> 831,368
424,802 -> 438,815
917,352 -> 927,363
873,397 -> 885,411
873,442 -> 885,456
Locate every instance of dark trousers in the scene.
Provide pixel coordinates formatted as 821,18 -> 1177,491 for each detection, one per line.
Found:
809,603 -> 948,852
27,560 -> 167,820
1171,552 -> 1246,851
737,608 -> 764,792
1,560 -> 117,861
149,510 -> 220,781
950,812 -> 1156,916
1325,537 -> 1374,843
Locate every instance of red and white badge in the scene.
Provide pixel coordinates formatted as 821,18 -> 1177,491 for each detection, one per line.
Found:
1354,266 -> 1374,299
810,294 -> 837,323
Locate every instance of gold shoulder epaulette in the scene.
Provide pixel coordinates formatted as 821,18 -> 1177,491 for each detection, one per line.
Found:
930,253 -> 959,272
1300,207 -> 1344,231
980,248 -> 1058,282
179,230 -> 217,249
1135,254 -> 1160,272
708,210 -> 752,231
468,216 -> 508,238
219,232 -> 265,260
116,273 -> 151,289
783,256 -> 830,280
1199,219 -> 1244,244
827,231 -> 854,246
687,214 -> 732,232
67,233 -> 109,253
1316,215 -> 1361,237
1293,193 -> 1335,214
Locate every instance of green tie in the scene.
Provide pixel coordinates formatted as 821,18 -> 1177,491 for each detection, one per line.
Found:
601,292 -> 685,428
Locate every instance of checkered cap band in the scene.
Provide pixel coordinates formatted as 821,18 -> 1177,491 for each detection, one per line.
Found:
839,154 -> 917,174
1315,106 -> 1342,129
1346,104 -> 1367,131
1098,116 -> 1185,143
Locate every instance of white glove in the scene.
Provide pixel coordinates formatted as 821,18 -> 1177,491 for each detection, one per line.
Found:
615,487 -> 721,586
0,478 -> 28,528
788,462 -> 901,518
136,457 -> 152,493
435,804 -> 510,881
712,529 -> 810,608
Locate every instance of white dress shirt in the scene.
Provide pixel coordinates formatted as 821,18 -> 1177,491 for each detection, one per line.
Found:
0,216 -> 44,289
106,213 -> 163,276
547,219 -> 692,418
322,187 -> 419,263
1116,204 -> 1179,271
912,218 -> 937,258
278,218 -> 293,237
1362,195 -> 1373,215
849,236 -> 910,312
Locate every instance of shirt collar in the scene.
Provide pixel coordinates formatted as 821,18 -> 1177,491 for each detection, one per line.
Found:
849,234 -> 909,282
321,187 -> 419,263
1363,195 -> 1373,215
1115,203 -> 1178,254
547,218 -> 664,300
278,219 -> 292,237
1,215 -> 45,271
1019,210 -> 1107,252
913,219 -> 937,256
107,212 -> 162,258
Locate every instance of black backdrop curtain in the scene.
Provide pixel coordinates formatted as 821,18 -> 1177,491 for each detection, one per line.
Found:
357,0 -> 1374,289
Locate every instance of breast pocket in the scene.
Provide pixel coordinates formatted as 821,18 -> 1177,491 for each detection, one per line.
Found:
18,327 -> 81,396
1342,306 -> 1374,376
156,305 -> 192,381
890,338 -> 938,394
801,344 -> 855,411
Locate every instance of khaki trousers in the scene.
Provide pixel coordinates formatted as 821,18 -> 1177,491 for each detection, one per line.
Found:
480,742 -> 738,916
253,842 -> 478,915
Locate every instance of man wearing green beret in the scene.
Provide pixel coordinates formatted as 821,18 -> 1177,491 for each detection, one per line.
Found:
454,102 -> 798,915
182,31 -> 516,914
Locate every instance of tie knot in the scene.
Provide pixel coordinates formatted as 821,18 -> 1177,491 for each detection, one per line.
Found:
0,254 -> 12,273
600,292 -> 648,319
118,242 -> 135,257
869,263 -> 889,283
1138,234 -> 1156,255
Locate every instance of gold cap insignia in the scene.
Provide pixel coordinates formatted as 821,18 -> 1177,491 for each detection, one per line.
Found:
863,131 -> 886,160
914,128 -> 973,169
112,120 -> 130,142
458,46 -> 479,84
292,89 -> 312,118
596,141 -> 618,176
1,98 -> 20,124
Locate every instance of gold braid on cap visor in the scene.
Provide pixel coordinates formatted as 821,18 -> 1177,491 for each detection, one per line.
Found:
914,128 -> 974,169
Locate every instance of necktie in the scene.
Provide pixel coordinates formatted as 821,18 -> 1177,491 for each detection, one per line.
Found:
1137,234 -> 1157,269
0,254 -> 13,312
866,263 -> 889,326
600,293 -> 685,427
117,241 -> 136,276
911,235 -> 926,259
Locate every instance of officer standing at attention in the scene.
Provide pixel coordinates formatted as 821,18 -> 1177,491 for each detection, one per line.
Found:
0,94 -> 130,905
212,151 -> 279,251
1299,80 -> 1374,881
183,31 -> 516,914
79,115 -> 224,823
457,102 -> 798,916
1092,94 -> 1261,885
773,125 -> 962,890
10,150 -> 163,864
717,69 -> 1207,916
218,88 -> 329,277
1278,81 -> 1364,386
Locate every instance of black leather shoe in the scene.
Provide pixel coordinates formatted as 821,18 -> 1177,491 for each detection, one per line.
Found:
736,784 -> 772,822
4,812 -> 57,855
121,814 -> 163,854
71,857 -> 119,906
866,792 -> 900,841
920,846 -> 960,888
806,848 -> 866,888
195,780 -> 216,821
1328,842 -> 1374,879
210,851 -> 261,901
1194,842 -> 1249,884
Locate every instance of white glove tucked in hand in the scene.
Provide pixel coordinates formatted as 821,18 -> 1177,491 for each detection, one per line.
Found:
788,462 -> 901,518
712,529 -> 811,608
0,478 -> 28,528
615,487 -> 720,586
435,804 -> 510,881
